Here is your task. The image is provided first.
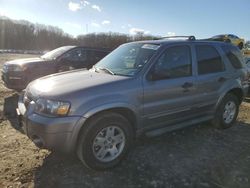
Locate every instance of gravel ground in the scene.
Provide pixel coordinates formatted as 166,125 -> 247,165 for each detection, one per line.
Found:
0,53 -> 250,188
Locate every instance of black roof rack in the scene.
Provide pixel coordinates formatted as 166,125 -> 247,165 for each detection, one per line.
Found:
156,35 -> 196,41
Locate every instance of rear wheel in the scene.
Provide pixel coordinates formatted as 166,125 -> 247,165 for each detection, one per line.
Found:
77,112 -> 134,170
212,93 -> 239,129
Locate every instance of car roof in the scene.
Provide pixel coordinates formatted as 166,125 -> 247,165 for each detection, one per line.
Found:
128,38 -> 227,47
74,46 -> 111,52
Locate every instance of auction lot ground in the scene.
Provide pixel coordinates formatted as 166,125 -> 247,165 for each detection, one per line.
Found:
0,53 -> 250,188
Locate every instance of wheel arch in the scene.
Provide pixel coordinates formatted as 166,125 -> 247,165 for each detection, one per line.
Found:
74,105 -> 139,150
216,87 -> 244,111
83,107 -> 138,131
228,88 -> 244,103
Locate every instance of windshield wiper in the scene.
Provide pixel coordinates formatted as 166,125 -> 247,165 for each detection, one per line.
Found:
94,66 -> 115,75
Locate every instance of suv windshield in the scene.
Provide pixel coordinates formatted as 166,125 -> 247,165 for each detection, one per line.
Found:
41,46 -> 75,60
94,43 -> 160,76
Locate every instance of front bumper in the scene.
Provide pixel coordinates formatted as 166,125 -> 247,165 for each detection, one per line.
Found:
17,94 -> 86,153
1,70 -> 27,90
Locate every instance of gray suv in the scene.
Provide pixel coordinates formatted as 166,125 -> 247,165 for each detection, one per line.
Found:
17,36 -> 249,170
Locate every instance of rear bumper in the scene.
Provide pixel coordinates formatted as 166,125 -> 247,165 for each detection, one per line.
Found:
242,85 -> 249,98
247,83 -> 250,96
1,71 -> 27,90
17,94 -> 86,153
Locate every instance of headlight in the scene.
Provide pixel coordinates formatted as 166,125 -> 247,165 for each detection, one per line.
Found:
8,65 -> 27,71
35,99 -> 71,116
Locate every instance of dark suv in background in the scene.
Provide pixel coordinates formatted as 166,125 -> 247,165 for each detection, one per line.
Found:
17,36 -> 249,170
1,46 -> 110,91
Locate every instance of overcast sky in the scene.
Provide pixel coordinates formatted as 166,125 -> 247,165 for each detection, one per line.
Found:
0,0 -> 250,40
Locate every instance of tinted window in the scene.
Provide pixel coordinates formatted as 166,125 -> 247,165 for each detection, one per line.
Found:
222,45 -> 243,69
153,45 -> 192,80
94,51 -> 109,62
228,34 -> 238,39
196,45 -> 224,75
63,49 -> 87,61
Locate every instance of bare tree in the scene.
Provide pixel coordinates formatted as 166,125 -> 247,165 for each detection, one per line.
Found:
0,16 -> 157,51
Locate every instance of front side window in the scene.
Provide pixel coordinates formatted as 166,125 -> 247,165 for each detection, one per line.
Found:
62,49 -> 87,62
94,43 -> 159,76
152,45 -> 192,80
94,51 -> 109,62
196,45 -> 224,75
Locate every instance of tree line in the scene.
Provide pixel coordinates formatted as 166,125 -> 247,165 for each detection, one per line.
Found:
0,17 -> 156,51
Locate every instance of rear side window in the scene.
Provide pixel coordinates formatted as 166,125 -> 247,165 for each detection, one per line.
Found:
222,45 -> 243,69
196,45 -> 224,75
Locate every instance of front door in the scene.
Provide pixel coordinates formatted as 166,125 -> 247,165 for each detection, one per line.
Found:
143,45 -> 196,129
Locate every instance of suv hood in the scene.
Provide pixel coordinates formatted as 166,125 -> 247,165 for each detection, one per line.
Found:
5,57 -> 47,66
27,70 -> 131,98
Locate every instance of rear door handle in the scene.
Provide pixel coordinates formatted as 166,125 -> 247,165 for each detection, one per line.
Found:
218,77 -> 227,82
182,82 -> 193,89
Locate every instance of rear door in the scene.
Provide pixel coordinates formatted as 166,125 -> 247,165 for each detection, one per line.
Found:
143,45 -> 197,129
193,44 -> 229,114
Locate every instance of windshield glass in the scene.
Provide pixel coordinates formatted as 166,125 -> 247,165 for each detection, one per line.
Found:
41,46 -> 75,60
94,43 -> 160,76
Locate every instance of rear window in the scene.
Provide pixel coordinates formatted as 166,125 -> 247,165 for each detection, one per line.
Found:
222,45 -> 243,69
195,45 -> 224,75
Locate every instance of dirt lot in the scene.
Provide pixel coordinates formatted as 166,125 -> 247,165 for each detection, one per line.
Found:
0,53 -> 250,188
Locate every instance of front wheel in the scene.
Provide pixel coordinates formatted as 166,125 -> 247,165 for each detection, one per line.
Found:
77,112 -> 134,170
212,93 -> 239,129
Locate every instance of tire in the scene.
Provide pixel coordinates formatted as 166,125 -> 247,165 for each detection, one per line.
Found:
212,93 -> 239,129
76,112 -> 134,170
